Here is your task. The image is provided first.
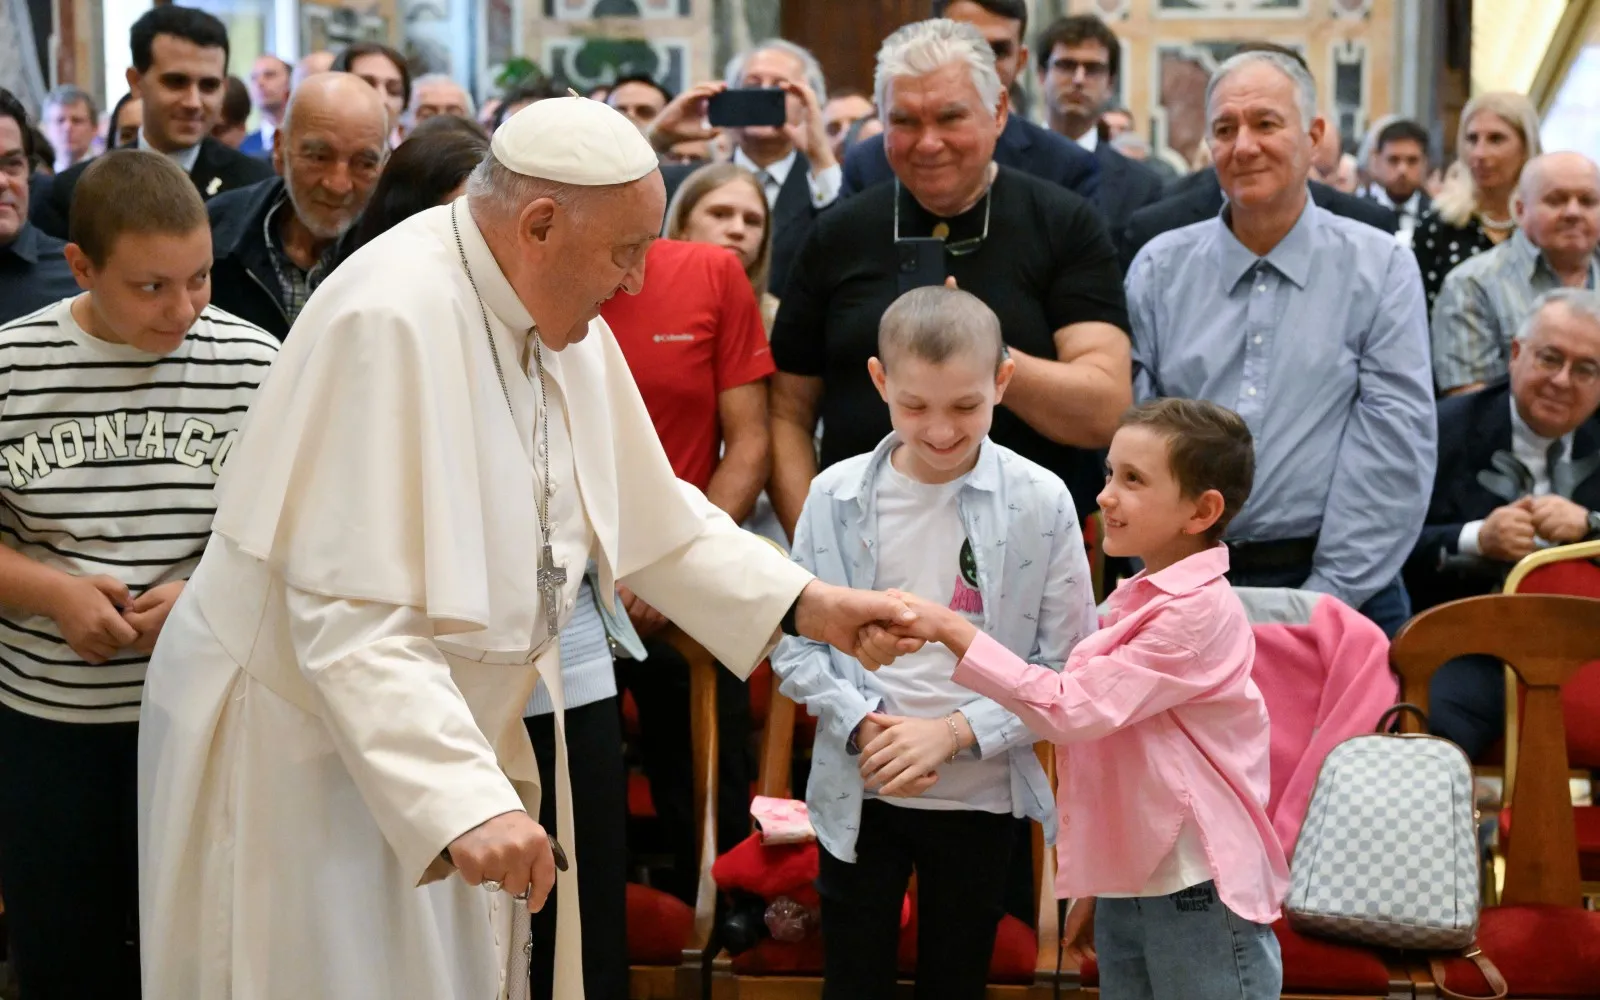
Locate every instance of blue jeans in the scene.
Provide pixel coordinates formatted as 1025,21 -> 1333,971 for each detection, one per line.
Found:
1227,568 -> 1413,639
1095,883 -> 1282,1000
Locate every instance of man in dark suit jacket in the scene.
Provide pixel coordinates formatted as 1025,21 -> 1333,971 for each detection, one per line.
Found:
652,40 -> 843,299
1359,117 -> 1433,243
1120,167 -> 1397,270
29,5 -> 274,239
1402,291 -> 1600,758
1030,13 -> 1164,259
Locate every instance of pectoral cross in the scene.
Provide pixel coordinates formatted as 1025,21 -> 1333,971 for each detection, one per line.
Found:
538,543 -> 568,637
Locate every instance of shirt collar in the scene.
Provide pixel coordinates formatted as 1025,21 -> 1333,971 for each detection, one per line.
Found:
1510,390 -> 1568,460
834,432 -> 1000,503
1215,191 -> 1318,292
1075,128 -> 1098,153
450,195 -> 535,334
138,129 -> 202,173
1129,544 -> 1232,597
1,222 -> 42,264
733,146 -> 797,188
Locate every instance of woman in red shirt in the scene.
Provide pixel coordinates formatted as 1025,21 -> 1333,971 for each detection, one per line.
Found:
663,163 -> 779,330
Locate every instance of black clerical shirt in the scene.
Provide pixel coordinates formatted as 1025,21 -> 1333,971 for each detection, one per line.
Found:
0,223 -> 79,325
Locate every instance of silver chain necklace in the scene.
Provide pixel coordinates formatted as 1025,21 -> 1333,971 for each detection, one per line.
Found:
451,204 -> 567,637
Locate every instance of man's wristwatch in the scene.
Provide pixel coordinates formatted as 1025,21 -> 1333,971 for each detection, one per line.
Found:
1586,510 -> 1600,541
779,596 -> 801,637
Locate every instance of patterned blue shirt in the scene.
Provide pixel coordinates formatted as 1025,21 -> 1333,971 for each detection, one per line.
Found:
1126,194 -> 1437,609
772,434 -> 1095,863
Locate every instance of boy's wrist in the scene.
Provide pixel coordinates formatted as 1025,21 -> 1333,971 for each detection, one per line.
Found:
938,616 -> 978,659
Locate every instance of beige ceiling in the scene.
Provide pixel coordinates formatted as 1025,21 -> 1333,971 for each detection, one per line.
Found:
1472,0 -> 1570,94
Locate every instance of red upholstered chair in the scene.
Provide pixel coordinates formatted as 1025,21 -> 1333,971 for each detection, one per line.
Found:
1390,594 -> 1600,999
626,625 -> 721,999
1067,590 -> 1415,1000
1500,540 -> 1600,900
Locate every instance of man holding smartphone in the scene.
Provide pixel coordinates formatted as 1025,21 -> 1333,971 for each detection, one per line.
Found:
649,39 -> 840,298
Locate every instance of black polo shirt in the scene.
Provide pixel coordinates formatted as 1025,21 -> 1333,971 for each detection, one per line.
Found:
772,164 -> 1128,515
0,223 -> 79,325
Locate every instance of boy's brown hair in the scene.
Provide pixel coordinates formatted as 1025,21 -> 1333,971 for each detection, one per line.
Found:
1119,398 -> 1255,542
67,149 -> 209,267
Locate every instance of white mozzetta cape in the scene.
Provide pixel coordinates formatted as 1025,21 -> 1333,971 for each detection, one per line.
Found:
137,200 -> 811,1000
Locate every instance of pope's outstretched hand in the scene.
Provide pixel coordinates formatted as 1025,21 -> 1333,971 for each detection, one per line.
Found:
792,580 -> 925,671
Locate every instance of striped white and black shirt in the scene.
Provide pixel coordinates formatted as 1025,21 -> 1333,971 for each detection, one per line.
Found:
0,298 -> 278,723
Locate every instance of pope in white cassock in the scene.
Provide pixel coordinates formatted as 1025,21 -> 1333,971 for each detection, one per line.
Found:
137,96 -> 921,1000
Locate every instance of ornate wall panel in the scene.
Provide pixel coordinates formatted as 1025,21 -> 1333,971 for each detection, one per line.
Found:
1068,0 -> 1394,166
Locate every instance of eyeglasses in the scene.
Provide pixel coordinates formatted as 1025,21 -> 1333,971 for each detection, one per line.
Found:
893,180 -> 992,256
1049,58 -> 1111,80
1532,346 -> 1600,386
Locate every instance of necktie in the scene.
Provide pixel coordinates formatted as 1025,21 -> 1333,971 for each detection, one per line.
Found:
758,170 -> 780,207
1549,438 -> 1573,497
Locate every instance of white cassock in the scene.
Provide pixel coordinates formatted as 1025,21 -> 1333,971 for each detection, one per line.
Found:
137,197 -> 812,1000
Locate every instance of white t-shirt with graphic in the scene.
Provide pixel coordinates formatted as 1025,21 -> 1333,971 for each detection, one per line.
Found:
867,456 -> 1012,814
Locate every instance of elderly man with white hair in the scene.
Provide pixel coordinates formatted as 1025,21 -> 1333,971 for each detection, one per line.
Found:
769,18 -> 1130,545
136,95 -> 922,1000
408,72 -> 476,131
1126,50 -> 1436,637
1431,151 -> 1600,395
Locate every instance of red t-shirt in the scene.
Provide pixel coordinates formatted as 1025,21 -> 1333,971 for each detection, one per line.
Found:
601,239 -> 774,491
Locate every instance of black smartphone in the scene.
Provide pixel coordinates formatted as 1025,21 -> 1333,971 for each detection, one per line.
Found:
896,238 -> 946,295
707,88 -> 788,128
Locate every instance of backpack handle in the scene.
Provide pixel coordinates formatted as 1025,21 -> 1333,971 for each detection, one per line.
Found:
1376,702 -> 1430,733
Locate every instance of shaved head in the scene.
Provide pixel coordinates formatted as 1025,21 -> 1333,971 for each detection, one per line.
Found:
291,51 -> 335,88
283,70 -> 389,138
1517,151 -> 1600,201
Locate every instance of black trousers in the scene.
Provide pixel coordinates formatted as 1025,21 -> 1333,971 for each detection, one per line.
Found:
525,697 -> 630,1000
1428,653 -> 1506,761
816,800 -> 1015,1000
0,702 -> 140,999
616,637 -> 753,902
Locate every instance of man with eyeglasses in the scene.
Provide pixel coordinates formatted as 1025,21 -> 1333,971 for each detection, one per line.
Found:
1432,151 -> 1600,395
1405,288 -> 1600,759
0,89 -> 78,324
839,0 -> 1100,204
1035,14 -> 1164,255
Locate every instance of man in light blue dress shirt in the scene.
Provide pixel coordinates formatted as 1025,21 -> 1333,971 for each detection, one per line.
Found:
1125,50 -> 1436,637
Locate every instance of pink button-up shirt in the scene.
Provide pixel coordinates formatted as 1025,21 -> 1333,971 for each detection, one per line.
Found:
952,545 -> 1290,924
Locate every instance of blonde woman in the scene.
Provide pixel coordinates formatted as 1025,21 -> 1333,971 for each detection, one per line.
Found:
664,162 -> 780,330
1414,92 -> 1542,312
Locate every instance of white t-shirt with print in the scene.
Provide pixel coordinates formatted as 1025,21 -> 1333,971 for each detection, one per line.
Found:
867,455 -> 1012,814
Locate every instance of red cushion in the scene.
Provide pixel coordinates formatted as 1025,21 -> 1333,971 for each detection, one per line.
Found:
627,771 -> 654,819
1078,919 -> 1396,993
1498,806 -> 1600,882
1432,905 -> 1600,997
726,912 -> 1036,981
622,689 -> 640,739
1562,660 -> 1600,768
626,883 -> 694,966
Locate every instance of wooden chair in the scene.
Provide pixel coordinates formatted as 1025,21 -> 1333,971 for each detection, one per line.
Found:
627,625 -> 722,999
702,664 -> 1061,999
1499,540 -> 1600,903
1389,594 -> 1600,998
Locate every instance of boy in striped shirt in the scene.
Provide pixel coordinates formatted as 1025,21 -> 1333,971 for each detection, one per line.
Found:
0,149 -> 277,997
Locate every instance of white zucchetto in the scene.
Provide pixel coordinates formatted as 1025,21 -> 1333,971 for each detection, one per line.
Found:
489,94 -> 660,186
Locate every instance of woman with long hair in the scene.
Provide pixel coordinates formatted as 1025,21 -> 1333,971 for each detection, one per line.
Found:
347,114 -> 487,251
663,162 -> 778,329
1414,92 -> 1542,312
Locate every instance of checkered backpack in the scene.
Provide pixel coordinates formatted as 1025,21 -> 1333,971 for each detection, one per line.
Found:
1285,704 -> 1507,1000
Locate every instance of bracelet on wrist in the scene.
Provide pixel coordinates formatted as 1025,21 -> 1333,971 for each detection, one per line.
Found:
944,714 -> 962,762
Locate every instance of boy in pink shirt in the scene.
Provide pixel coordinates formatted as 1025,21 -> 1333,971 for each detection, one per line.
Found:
888,398 -> 1290,1000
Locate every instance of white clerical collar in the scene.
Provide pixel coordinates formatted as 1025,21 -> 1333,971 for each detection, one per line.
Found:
450,196 -> 535,338
1367,186 -> 1421,218
1075,127 -> 1099,153
138,128 -> 202,173
1511,392 -> 1569,475
733,146 -> 797,190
